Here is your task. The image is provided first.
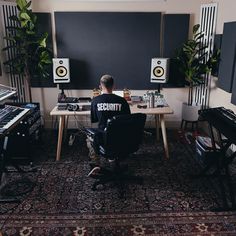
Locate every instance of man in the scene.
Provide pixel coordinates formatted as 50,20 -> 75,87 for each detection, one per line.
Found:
91,74 -> 131,130
86,74 -> 130,174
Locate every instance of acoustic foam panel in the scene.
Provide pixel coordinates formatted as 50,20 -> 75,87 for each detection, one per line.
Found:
162,14 -> 190,87
55,12 -> 161,90
231,38 -> 236,105
31,12 -> 55,88
212,34 -> 222,77
217,22 -> 236,93
231,73 -> 236,105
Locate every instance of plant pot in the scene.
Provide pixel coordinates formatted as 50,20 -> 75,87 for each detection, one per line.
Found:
182,103 -> 201,122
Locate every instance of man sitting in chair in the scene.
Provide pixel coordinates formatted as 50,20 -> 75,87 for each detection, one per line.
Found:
86,74 -> 130,174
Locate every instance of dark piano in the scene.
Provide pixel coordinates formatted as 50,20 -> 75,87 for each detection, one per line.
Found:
199,107 -> 236,144
199,107 -> 236,210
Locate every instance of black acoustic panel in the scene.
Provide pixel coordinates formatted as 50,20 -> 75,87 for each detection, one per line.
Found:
231,71 -> 236,105
31,12 -> 55,88
231,49 -> 236,105
217,22 -> 236,93
214,34 -> 222,51
212,34 -> 222,77
55,12 -> 161,89
162,14 -> 190,87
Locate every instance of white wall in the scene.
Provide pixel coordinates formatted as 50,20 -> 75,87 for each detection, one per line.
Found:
29,0 -> 210,128
0,0 -> 234,127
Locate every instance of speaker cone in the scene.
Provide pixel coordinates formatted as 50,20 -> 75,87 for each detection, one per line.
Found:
56,66 -> 67,77
153,66 -> 164,77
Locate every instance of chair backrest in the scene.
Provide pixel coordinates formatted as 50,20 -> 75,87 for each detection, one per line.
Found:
103,113 -> 146,156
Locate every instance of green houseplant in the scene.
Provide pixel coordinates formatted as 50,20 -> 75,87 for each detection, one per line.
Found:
175,24 -> 219,121
175,24 -> 219,106
3,0 -> 52,101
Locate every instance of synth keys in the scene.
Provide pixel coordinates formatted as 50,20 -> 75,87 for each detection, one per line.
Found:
0,106 -> 30,135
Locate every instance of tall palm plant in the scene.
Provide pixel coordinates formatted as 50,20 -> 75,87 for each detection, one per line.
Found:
175,24 -> 219,106
3,0 -> 52,101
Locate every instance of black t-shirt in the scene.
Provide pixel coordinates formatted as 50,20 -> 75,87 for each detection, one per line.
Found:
91,94 -> 131,129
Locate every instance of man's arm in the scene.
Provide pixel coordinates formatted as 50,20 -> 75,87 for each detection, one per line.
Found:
123,99 -> 131,114
91,100 -> 98,123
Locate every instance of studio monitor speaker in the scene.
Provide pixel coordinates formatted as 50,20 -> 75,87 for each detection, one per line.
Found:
150,58 -> 169,83
53,58 -> 70,83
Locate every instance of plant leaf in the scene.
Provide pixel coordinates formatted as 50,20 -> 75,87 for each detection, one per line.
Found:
26,1 -> 31,8
17,0 -> 28,10
20,12 -> 30,20
3,0 -> 53,80
193,24 -> 200,34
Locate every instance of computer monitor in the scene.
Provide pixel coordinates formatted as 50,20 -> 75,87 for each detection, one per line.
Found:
113,90 -> 123,97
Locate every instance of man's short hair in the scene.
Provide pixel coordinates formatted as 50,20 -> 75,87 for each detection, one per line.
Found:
100,74 -> 114,89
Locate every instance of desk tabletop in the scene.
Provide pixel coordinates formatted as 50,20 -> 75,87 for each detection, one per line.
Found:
50,103 -> 173,116
130,104 -> 173,115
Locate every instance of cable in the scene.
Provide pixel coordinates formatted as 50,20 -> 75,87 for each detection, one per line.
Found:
73,112 -> 87,135
0,159 -> 47,232
66,111 -> 88,146
0,124 -> 57,230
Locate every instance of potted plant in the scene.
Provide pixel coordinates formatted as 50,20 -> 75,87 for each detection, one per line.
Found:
175,24 -> 219,122
3,0 -> 52,102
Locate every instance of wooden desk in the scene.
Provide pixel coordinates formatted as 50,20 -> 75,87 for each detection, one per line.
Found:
50,104 -> 173,161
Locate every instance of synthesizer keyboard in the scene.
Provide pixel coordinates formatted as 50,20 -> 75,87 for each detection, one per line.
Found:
0,105 -> 30,135
0,88 -> 16,102
216,107 -> 236,124
199,107 -> 236,144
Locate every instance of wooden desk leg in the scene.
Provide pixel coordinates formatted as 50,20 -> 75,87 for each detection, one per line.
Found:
64,115 -> 69,142
56,115 -> 65,161
155,115 -> 160,141
160,114 -> 169,159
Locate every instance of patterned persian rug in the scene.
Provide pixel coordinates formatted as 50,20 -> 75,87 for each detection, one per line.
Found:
0,130 -> 235,235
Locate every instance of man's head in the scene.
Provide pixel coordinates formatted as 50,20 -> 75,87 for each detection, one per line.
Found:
100,74 -> 114,93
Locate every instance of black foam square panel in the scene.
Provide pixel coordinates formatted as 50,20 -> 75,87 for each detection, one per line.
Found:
217,22 -> 236,93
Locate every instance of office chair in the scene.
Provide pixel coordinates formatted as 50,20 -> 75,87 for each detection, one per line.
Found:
86,113 -> 147,191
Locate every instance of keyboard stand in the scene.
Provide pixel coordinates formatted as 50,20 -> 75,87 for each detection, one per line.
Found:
0,136 -> 19,202
207,124 -> 236,211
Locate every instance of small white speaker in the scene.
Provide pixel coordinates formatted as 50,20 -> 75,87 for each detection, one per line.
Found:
150,58 -> 169,83
53,58 -> 70,83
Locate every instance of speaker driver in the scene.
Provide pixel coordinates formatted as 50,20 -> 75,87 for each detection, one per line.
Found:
56,66 -> 67,77
153,66 -> 164,77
